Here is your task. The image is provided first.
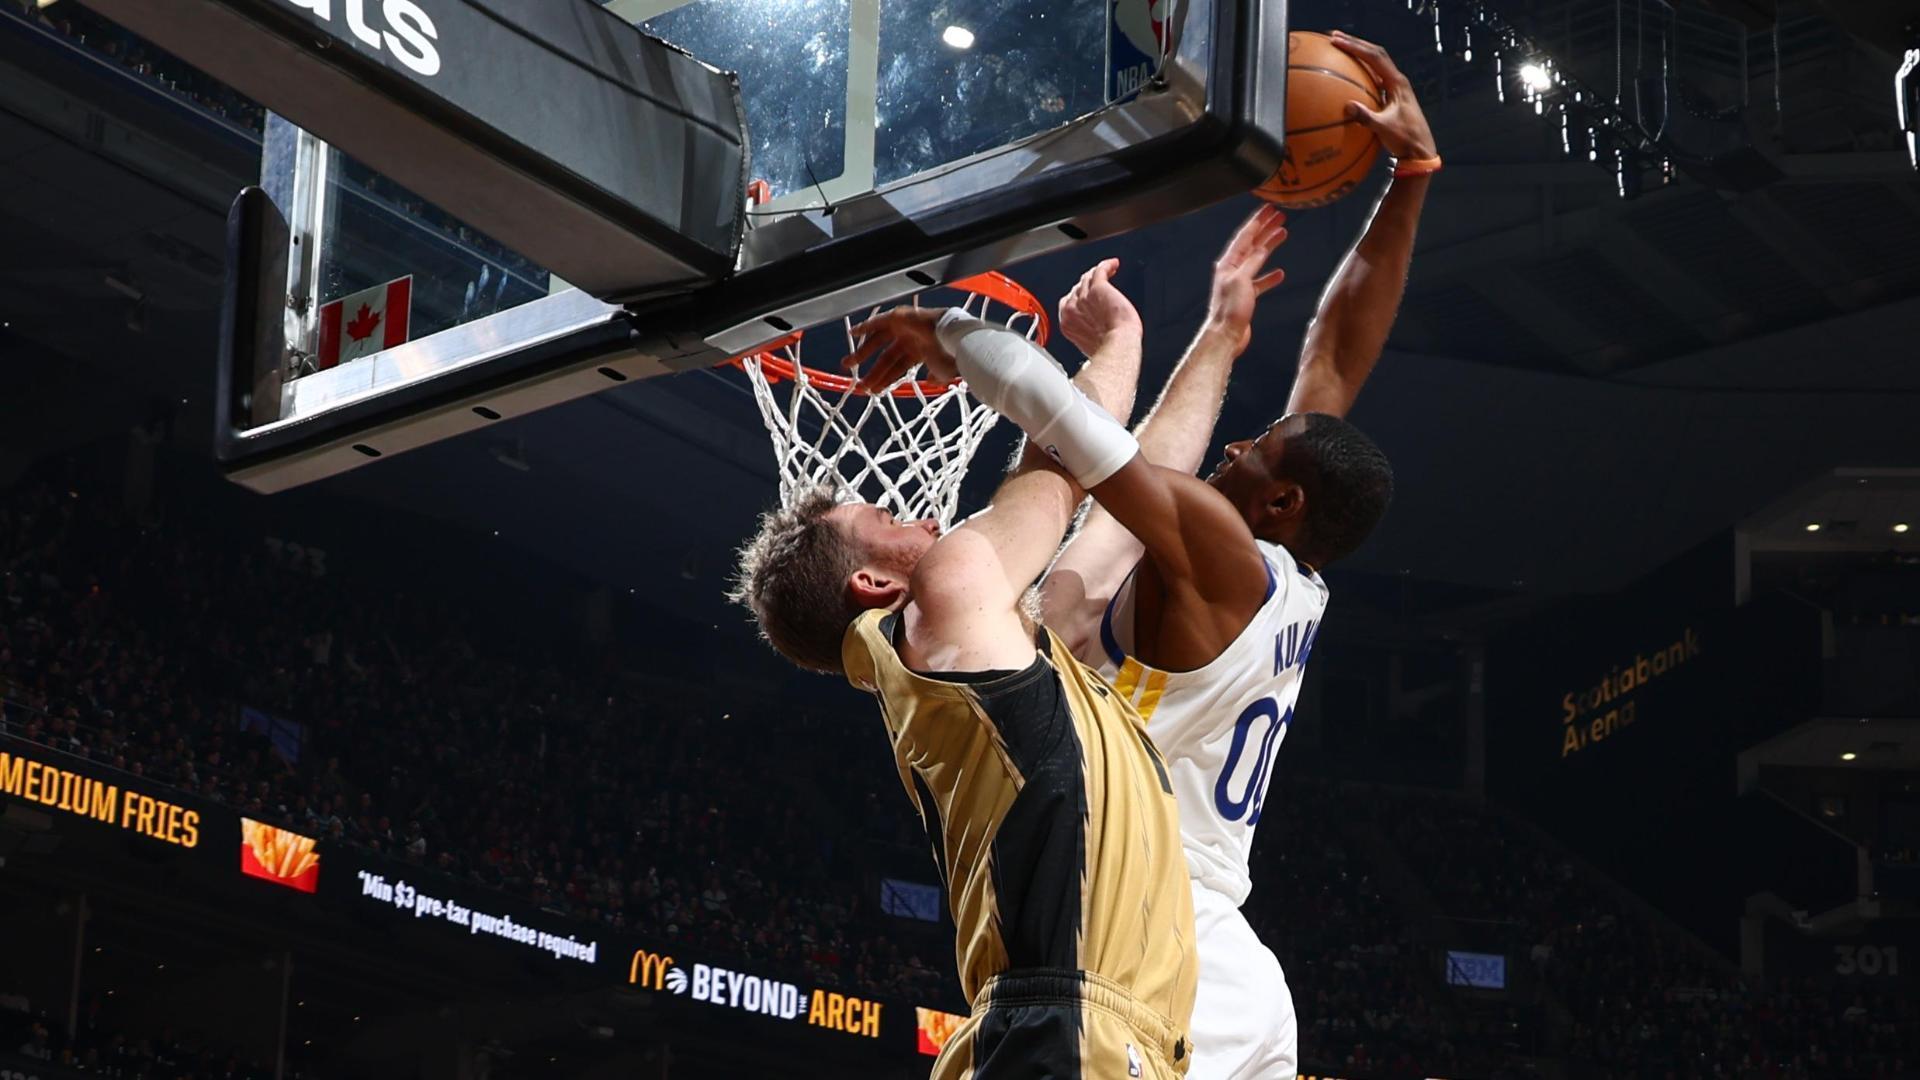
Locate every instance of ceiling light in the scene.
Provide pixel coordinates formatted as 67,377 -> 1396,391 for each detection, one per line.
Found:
1896,523 -> 1911,534
1840,752 -> 1857,761
1519,62 -> 1551,92
941,25 -> 975,49
1804,523 -> 1821,533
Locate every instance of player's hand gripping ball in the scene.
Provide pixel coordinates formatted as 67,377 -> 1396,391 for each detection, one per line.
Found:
1259,31 -> 1435,208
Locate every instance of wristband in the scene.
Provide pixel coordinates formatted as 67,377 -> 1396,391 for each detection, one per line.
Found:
1392,155 -> 1443,179
935,310 -> 1139,488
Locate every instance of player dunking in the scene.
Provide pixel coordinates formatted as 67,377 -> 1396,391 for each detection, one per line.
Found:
733,298 -> 1247,1076
1041,32 -> 1436,1080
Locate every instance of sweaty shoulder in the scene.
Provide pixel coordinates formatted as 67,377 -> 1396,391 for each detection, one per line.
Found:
905,529 -> 995,615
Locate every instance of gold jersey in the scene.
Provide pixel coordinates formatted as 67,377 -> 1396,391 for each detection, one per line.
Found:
843,610 -> 1197,1077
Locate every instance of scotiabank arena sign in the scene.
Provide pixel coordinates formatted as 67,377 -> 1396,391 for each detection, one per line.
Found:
628,949 -> 884,1039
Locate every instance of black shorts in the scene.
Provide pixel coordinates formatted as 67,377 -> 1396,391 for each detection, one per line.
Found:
936,970 -> 1190,1079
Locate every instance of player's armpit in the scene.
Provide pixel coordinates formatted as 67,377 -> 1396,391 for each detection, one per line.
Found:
1040,506 -> 1145,657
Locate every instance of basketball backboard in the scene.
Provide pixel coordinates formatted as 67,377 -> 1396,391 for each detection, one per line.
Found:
180,0 -> 1294,490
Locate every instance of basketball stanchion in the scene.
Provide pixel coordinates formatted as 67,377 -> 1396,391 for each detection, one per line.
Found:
727,272 -> 1051,530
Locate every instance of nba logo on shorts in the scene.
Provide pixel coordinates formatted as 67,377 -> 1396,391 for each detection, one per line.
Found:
1126,1043 -> 1142,1077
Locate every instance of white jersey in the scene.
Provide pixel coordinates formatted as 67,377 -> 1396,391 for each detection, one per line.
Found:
1085,539 -> 1328,906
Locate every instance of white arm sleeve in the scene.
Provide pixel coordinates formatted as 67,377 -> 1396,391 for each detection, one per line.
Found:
934,310 -> 1139,488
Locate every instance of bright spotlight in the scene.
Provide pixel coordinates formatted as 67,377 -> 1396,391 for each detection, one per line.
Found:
1895,523 -> 1911,534
1804,523 -> 1822,533
942,25 -> 975,49
1519,62 -> 1551,93
1840,752 -> 1858,761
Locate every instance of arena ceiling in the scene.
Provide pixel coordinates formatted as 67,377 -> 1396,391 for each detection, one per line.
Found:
1,0 -> 1916,630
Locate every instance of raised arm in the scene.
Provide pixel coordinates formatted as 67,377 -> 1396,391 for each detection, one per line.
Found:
1042,208 -> 1288,654
845,308 -> 1267,666
1057,258 -> 1145,425
1045,34 -> 1436,658
1285,30 -> 1436,418
841,307 -> 1137,669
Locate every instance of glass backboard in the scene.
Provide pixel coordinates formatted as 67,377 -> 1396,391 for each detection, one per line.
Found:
218,0 -> 1289,491
279,0 -> 1133,371
605,0 -> 1113,208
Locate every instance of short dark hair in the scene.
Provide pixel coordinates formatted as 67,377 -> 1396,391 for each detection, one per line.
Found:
728,486 -> 865,674
1284,413 -> 1393,566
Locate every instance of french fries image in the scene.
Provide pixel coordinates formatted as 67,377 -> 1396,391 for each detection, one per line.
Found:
240,818 -> 321,892
916,1007 -> 964,1056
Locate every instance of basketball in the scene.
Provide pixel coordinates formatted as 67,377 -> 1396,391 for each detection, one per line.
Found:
1256,31 -> 1385,208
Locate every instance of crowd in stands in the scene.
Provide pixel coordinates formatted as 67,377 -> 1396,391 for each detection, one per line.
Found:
0,467 -> 952,1006
3,988 -> 270,1080
4,455 -> 1920,1078
1250,781 -> 1488,1078
9,0 -> 266,132
1392,790 -> 1916,1079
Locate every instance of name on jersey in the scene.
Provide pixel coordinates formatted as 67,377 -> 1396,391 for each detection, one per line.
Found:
1558,626 -> 1700,758
282,0 -> 442,77
1274,618 -> 1319,675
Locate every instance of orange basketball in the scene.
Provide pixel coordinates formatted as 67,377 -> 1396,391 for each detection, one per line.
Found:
1256,31 -> 1384,209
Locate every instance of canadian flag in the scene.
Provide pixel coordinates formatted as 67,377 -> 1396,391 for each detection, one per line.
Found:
316,276 -> 412,371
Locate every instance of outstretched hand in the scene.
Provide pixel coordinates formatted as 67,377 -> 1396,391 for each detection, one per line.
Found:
843,307 -> 957,393
1059,258 -> 1142,357
1205,204 -> 1289,353
1329,31 -> 1438,162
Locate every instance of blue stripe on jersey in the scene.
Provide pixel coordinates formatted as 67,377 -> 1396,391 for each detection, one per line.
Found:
1099,571 -> 1131,668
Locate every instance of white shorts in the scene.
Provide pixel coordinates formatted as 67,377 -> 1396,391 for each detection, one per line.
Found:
1187,882 -> 1297,1080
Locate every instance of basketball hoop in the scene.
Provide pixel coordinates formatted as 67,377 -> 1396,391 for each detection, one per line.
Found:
729,272 -> 1050,529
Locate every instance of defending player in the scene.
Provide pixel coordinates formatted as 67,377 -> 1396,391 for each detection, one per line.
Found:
1040,32 -> 1437,1080
733,300 -> 1241,1077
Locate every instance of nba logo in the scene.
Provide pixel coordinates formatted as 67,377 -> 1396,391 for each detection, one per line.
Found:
1106,0 -> 1166,102
1126,1043 -> 1142,1077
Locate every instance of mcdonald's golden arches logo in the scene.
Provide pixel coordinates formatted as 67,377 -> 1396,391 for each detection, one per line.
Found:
630,949 -> 677,992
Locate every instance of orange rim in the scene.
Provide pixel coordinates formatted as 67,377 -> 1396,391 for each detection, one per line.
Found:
726,272 -> 1052,398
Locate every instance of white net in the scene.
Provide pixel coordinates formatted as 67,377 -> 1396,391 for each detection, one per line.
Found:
736,283 -> 1046,528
